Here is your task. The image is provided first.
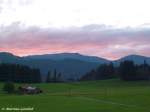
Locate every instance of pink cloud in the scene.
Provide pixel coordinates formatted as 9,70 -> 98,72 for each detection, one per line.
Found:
0,24 -> 150,60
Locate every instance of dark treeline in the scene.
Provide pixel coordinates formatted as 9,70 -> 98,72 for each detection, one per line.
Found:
46,69 -> 62,83
119,60 -> 150,80
80,63 -> 115,80
1,60 -> 150,83
80,60 -> 150,81
0,63 -> 41,83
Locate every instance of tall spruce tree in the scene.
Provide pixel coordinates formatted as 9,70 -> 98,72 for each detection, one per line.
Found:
46,71 -> 52,83
53,69 -> 57,82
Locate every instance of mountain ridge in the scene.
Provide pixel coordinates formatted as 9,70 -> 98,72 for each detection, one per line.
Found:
115,54 -> 150,64
23,52 -> 109,63
1,52 -> 150,81
1,52 -> 150,62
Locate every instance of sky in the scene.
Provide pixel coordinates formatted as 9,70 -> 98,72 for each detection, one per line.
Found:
0,0 -> 150,60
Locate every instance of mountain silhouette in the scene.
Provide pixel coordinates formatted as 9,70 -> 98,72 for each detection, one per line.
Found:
0,52 -> 150,80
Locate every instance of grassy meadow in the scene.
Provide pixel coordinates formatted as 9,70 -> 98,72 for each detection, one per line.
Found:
0,79 -> 150,112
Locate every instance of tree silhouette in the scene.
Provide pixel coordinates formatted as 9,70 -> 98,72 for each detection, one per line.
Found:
80,60 -> 150,81
46,71 -> 52,83
0,64 -> 42,83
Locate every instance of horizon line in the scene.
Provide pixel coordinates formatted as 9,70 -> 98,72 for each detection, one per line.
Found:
0,51 -> 149,61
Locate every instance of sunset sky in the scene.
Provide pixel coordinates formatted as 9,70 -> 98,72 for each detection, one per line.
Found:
0,0 -> 150,60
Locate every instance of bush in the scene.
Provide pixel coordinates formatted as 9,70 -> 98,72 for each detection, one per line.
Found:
3,82 -> 15,93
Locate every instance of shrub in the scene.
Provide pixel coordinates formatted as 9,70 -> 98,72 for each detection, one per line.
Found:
3,82 -> 15,93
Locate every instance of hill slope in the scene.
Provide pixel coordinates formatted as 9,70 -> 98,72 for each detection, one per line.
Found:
1,52 -> 150,80
24,53 -> 109,63
0,52 -> 21,63
0,79 -> 150,112
0,52 -> 105,80
115,54 -> 150,65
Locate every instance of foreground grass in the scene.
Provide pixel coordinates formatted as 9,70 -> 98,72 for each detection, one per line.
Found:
0,79 -> 150,112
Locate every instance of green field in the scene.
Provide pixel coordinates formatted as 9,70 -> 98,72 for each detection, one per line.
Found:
0,79 -> 150,112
